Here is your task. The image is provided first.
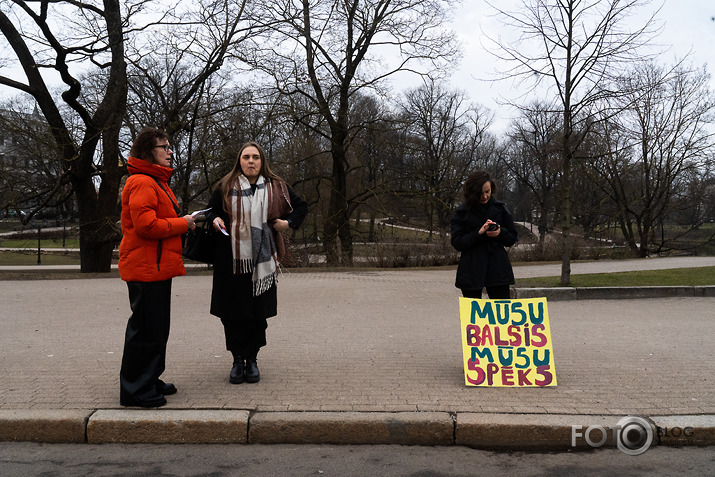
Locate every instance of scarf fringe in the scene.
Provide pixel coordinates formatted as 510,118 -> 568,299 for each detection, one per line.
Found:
253,273 -> 276,296
234,258 -> 254,275
233,257 -> 279,296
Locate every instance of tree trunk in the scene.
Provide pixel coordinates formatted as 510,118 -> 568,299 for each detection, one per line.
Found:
324,143 -> 351,266
338,212 -> 353,264
559,161 -> 572,286
560,120 -> 573,286
73,169 -> 114,272
368,211 -> 376,242
80,0 -> 127,272
78,222 -> 115,273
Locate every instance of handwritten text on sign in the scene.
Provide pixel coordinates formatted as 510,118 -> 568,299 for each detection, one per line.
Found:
459,297 -> 557,387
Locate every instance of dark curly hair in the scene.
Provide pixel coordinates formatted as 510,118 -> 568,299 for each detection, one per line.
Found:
129,127 -> 171,162
463,170 -> 497,209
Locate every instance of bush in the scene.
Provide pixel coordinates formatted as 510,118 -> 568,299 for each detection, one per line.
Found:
365,241 -> 458,268
509,234 -> 638,262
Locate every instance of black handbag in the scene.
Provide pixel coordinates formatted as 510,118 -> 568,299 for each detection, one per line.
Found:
182,219 -> 215,264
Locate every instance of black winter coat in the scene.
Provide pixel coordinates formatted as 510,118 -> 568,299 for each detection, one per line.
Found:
205,180 -> 308,321
450,199 -> 518,291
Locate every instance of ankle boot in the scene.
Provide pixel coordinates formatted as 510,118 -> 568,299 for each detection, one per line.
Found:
245,358 -> 260,383
156,379 -> 177,396
229,358 -> 245,384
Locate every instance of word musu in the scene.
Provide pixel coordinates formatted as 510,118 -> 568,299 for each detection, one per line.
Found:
459,298 -> 557,387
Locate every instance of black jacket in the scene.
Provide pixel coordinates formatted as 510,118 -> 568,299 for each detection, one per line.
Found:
450,199 -> 518,290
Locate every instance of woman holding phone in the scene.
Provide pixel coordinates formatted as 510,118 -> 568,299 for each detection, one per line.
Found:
450,170 -> 518,299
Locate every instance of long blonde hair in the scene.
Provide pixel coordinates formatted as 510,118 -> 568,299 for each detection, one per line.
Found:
216,141 -> 283,212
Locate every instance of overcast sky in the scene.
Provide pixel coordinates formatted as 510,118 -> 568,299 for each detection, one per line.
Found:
2,0 -> 713,136
439,0 -> 715,133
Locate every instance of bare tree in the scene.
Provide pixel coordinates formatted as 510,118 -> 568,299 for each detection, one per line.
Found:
346,94 -> 395,242
250,0 -> 459,266
0,0 -> 256,271
590,62 -> 715,256
401,80 -> 494,237
0,101 -> 72,220
486,0 -> 659,285
505,101 -> 562,248
0,0 -> 129,272
123,0 -> 254,211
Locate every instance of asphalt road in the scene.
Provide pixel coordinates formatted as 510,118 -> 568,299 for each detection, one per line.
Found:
1,443 -> 714,476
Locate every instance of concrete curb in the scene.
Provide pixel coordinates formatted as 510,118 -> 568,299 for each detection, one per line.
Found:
456,413 -> 618,450
651,415 -> 715,447
2,410 -> 714,448
514,286 -> 715,300
249,411 -> 454,446
87,410 -> 250,444
0,410 -> 91,443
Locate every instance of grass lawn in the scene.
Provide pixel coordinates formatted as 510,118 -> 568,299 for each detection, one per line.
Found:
0,251 -> 82,266
0,238 -> 80,248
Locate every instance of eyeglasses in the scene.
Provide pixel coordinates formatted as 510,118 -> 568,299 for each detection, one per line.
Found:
154,144 -> 173,152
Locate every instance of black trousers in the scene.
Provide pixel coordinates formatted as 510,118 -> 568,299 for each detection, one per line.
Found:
120,279 -> 172,400
221,318 -> 268,360
462,284 -> 511,299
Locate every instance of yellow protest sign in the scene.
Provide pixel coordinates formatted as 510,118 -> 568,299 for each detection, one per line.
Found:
459,297 -> 557,387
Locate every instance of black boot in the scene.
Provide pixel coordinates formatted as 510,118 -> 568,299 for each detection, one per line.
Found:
245,358 -> 260,383
156,379 -> 177,396
120,388 -> 167,408
230,357 -> 245,384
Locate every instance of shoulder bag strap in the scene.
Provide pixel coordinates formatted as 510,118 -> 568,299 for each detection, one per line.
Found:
133,172 -> 181,216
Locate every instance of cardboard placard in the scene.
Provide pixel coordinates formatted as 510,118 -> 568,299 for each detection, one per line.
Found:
459,297 -> 557,387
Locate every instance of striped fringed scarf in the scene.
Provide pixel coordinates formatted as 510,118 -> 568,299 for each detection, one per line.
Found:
230,174 -> 277,296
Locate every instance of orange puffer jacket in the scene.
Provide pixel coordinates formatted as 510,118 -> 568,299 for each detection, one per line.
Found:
118,156 -> 188,282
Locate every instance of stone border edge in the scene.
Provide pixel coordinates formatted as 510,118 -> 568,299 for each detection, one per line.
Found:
0,410 -> 713,449
514,285 -> 715,300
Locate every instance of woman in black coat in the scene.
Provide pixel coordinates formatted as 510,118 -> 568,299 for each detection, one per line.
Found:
205,141 -> 307,384
450,170 -> 518,299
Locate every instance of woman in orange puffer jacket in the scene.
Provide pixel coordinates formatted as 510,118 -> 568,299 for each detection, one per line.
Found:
118,127 -> 196,408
